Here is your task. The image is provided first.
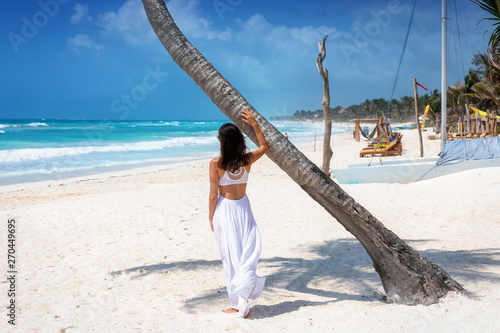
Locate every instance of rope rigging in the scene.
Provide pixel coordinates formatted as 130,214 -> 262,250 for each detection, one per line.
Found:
370,0 -> 479,166
369,0 -> 418,166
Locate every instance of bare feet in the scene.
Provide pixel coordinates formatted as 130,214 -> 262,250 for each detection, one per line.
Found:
222,307 -> 249,318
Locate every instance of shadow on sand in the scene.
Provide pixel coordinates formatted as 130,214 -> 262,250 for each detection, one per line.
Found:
110,238 -> 500,319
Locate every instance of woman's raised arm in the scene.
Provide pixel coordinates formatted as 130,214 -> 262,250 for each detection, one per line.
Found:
242,109 -> 268,165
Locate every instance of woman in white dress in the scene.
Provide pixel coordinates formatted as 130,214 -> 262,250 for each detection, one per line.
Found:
208,109 -> 268,318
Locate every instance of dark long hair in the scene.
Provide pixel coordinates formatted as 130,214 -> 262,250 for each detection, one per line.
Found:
217,123 -> 250,171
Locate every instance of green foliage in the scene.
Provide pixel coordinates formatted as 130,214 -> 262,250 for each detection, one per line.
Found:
274,1 -> 500,124
467,48 -> 500,111
467,1 -> 500,112
470,0 -> 500,48
273,92 -> 440,122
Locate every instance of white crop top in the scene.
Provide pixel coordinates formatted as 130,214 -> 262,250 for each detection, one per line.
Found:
218,167 -> 249,186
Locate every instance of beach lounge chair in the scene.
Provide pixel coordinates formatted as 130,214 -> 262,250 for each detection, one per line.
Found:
360,134 -> 403,157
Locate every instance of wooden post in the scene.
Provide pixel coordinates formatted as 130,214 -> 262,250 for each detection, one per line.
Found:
381,115 -> 389,144
377,116 -> 383,140
473,114 -> 481,138
470,113 -> 476,136
486,110 -> 491,135
489,112 -> 497,136
413,78 -> 424,157
492,113 -> 499,136
476,114 -> 480,136
458,117 -> 463,140
465,104 -> 471,135
355,120 -> 360,142
435,115 -> 441,134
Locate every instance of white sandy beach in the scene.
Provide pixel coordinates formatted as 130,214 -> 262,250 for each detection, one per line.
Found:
1,128 -> 500,332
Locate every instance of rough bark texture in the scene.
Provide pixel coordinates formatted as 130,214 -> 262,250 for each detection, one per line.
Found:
142,0 -> 465,305
316,34 -> 333,174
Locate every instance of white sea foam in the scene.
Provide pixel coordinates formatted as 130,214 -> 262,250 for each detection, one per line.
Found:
0,159 -> 161,178
0,130 -> 5,134
138,121 -> 181,126
0,122 -> 49,128
27,122 -> 49,127
0,136 -> 217,162
0,154 -> 215,180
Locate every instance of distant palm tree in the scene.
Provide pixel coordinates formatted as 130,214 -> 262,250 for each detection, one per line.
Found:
473,48 -> 500,79
472,80 -> 500,110
448,69 -> 481,113
471,0 -> 500,48
470,49 -> 500,111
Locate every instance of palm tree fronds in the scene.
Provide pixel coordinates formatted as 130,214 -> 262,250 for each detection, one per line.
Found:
471,0 -> 500,47
471,0 -> 500,19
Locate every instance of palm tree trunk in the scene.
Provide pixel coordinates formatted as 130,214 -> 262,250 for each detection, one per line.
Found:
316,33 -> 333,174
142,0 -> 464,305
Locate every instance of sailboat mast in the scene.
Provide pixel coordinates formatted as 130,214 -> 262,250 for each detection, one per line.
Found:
441,0 -> 447,150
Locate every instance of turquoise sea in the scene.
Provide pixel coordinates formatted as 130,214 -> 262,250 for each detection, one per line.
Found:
0,119 -> 344,186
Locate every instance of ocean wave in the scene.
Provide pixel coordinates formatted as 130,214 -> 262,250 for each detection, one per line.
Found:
0,130 -> 5,134
138,121 -> 181,127
0,136 -> 217,162
0,122 -> 49,129
27,122 -> 49,127
0,159 -> 153,178
0,161 -> 143,179
0,153 -> 215,180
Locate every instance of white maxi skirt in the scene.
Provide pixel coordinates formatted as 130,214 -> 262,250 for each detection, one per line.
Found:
213,194 -> 265,317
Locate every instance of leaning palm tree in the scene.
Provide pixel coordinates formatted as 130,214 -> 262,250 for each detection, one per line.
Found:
471,0 -> 500,48
142,0 -> 464,305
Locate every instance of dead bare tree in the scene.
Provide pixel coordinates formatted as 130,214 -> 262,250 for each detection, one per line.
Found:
142,0 -> 464,305
316,33 -> 333,174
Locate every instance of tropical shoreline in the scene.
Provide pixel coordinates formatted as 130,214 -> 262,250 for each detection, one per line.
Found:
0,126 -> 440,192
1,128 -> 499,332
0,119 -> 333,187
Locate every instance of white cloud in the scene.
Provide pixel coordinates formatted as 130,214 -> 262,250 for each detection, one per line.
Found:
236,14 -> 339,49
238,14 -> 272,35
167,0 -> 231,40
96,0 -> 231,46
290,26 -> 343,45
70,3 -> 90,24
96,0 -> 153,45
67,34 -> 103,53
239,55 -> 272,89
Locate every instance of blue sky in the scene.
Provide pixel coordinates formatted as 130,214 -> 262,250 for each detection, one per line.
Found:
0,0 -> 491,121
